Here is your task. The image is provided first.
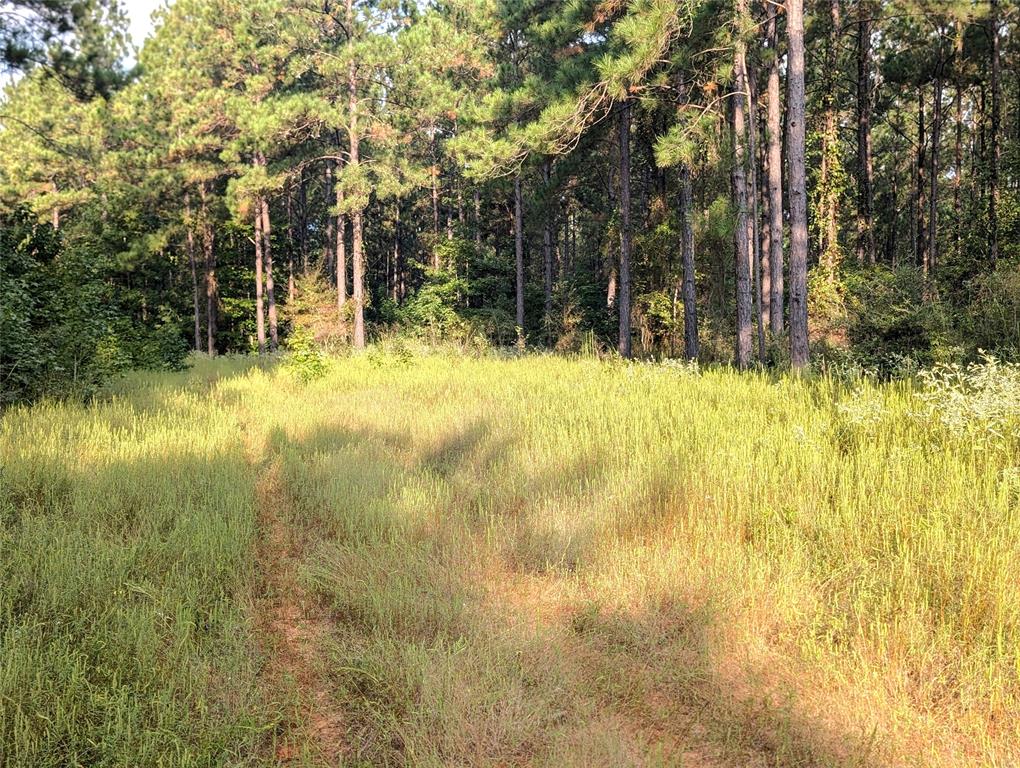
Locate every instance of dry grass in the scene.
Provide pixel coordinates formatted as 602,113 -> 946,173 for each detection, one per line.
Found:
2,350 -> 1018,766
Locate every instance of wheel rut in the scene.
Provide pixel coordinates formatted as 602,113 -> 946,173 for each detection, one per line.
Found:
254,455 -> 345,765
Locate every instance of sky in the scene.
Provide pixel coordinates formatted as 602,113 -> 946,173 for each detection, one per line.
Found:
123,0 -> 167,49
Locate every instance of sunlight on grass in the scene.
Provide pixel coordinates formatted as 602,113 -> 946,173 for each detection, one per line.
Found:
2,351 -> 1018,766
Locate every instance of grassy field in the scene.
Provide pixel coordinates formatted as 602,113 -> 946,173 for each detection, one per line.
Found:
2,351 -> 1018,767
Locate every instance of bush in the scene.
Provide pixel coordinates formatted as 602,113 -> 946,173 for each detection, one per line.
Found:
283,327 -> 328,382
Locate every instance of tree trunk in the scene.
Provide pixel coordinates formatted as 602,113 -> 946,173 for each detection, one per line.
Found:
915,89 -> 927,271
254,201 -> 267,355
337,172 -> 347,313
542,159 -> 554,337
680,163 -> 699,361
766,6 -> 784,335
747,59 -> 766,359
201,183 -> 217,355
514,174 -> 525,343
953,21 -> 964,258
261,194 -> 279,350
618,100 -> 633,359
286,184 -> 296,303
324,158 -> 335,276
347,0 -> 366,349
431,130 -> 440,243
392,202 -> 401,303
299,170 -> 309,273
185,191 -> 202,351
474,188 -> 482,248
988,0 -> 1000,265
928,73 -> 943,293
731,10 -> 753,370
820,0 -> 841,270
856,1 -> 876,264
787,0 -> 809,369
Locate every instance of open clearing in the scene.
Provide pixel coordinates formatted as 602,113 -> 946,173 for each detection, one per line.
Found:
2,353 -> 1018,767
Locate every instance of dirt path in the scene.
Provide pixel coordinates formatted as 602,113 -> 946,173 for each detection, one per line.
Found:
255,457 -> 345,765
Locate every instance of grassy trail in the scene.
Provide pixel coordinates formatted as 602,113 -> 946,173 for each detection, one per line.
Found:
2,352 -> 1018,767
253,454 -> 345,765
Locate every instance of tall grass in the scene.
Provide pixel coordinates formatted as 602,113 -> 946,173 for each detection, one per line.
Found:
0,356 -> 276,767
2,351 -> 1017,766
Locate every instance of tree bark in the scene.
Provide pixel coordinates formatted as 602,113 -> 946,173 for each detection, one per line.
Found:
201,182 -> 217,355
787,0 -> 810,369
747,59 -> 766,359
542,159 -> 554,337
988,0 -> 1000,265
347,0 -> 366,349
953,21 -> 964,259
915,89 -> 927,271
731,9 -> 753,370
514,174 -> 525,343
856,0 -> 876,264
928,72 -> 944,292
679,163 -> 699,361
820,0 -> 841,270
185,191 -> 202,351
261,194 -> 279,350
766,6 -> 784,335
254,201 -> 266,355
474,188 -> 482,248
336,168 -> 347,313
618,100 -> 633,359
324,158 -> 335,276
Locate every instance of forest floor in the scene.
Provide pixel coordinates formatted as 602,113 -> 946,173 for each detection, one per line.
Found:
2,351 -> 1018,767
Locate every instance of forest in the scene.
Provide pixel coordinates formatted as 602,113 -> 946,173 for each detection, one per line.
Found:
1,0 -> 1019,766
0,0 -> 1016,395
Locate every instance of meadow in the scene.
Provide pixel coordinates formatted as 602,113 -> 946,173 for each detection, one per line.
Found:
1,350 -> 1018,767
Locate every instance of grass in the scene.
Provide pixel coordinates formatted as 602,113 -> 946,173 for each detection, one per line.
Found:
2,350 -> 1018,766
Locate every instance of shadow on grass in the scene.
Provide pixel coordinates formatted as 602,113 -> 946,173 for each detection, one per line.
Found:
269,414 -> 886,768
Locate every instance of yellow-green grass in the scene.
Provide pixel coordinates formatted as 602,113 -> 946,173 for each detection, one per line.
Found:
2,352 -> 1018,767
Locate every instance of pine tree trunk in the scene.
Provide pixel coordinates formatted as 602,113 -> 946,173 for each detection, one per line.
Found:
928,73 -> 943,293
261,194 -> 279,350
820,0 -> 841,270
766,7 -> 784,335
201,183 -> 217,355
787,0 -> 810,369
254,201 -> 266,355
299,170 -> 309,274
989,0 -> 1000,265
954,21 -> 964,258
474,189 -> 482,248
286,185 -> 296,303
185,192 -> 202,351
514,174 -> 525,343
618,100 -> 633,359
542,159 -> 554,337
392,202 -> 401,303
679,163 -> 699,361
337,175 -> 347,313
324,158 -> 335,276
731,11 -> 753,370
747,60 -> 765,359
856,1 -> 876,264
915,90 -> 927,271
347,0 -> 365,349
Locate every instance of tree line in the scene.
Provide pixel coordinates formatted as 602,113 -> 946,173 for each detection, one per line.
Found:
1,0 -> 1017,400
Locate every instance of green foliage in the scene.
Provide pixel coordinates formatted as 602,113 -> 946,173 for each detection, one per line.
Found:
284,326 -> 329,382
841,265 -> 952,371
0,208 -> 188,405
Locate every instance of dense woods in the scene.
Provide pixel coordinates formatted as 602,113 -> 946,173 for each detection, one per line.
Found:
1,0 -> 1018,400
